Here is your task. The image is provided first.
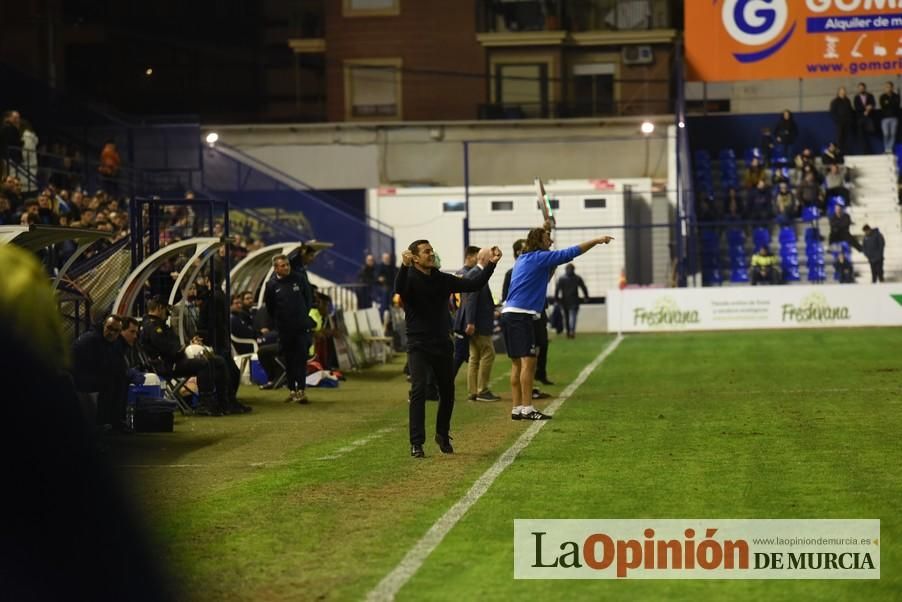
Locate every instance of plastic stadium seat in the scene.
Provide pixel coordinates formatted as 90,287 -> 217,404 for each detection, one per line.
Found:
783,266 -> 801,281
726,228 -> 745,245
801,206 -> 820,221
718,148 -> 736,161
744,147 -> 762,163
731,269 -> 750,282
778,226 -> 797,244
826,196 -> 846,216
752,227 -> 770,249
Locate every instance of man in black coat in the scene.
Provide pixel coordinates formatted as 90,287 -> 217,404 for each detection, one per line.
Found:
554,263 -> 590,338
264,254 -> 315,403
396,239 -> 501,458
72,315 -> 128,429
828,204 -> 863,252
854,82 -> 877,154
140,296 -> 230,416
862,224 -> 886,283
829,86 -> 854,154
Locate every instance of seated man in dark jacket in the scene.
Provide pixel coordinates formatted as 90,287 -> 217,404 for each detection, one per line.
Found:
140,296 -> 233,416
72,315 -> 128,429
230,293 -> 283,388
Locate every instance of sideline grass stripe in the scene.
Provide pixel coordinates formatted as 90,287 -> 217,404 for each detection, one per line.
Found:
366,335 -> 624,601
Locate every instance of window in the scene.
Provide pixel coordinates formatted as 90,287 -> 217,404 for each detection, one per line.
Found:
344,59 -> 402,120
495,63 -> 549,118
571,63 -> 615,117
584,198 -> 607,209
343,0 -> 400,17
491,201 -> 514,211
443,201 -> 465,212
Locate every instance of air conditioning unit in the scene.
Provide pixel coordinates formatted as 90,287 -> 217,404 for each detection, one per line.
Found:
622,45 -> 654,65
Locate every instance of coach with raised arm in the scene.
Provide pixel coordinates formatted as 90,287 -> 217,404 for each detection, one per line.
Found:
396,239 -> 502,458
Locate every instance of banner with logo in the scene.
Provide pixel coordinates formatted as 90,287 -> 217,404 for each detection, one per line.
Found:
687,0 -> 902,81
514,519 -> 879,579
606,284 -> 902,332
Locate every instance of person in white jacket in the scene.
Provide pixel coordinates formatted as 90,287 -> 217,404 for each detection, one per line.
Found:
20,120 -> 38,191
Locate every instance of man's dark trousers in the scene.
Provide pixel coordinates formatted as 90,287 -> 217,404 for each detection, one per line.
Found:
408,341 -> 454,446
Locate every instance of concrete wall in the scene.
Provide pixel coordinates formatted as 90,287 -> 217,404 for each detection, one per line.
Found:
212,117 -> 671,190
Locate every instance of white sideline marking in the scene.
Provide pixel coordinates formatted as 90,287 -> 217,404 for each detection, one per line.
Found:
366,335 -> 624,601
317,426 -> 396,461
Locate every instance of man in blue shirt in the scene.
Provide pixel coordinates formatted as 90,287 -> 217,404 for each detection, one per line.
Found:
502,223 -> 612,420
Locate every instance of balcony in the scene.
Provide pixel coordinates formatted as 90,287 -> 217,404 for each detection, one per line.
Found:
477,0 -> 674,35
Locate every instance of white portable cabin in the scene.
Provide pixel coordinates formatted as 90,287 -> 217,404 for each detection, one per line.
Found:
367,178 -> 651,301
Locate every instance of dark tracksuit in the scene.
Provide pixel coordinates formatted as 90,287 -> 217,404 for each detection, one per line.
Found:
396,262 -> 495,445
264,271 -> 313,392
140,314 -> 229,411
72,328 -> 128,426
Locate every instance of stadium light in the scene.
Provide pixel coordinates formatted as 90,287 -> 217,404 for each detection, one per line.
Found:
678,121 -> 685,128
640,121 -> 655,135
205,132 -> 219,147
145,67 -> 153,76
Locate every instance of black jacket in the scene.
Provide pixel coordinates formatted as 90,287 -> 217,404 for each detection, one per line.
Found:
140,314 -> 182,366
830,96 -> 854,126
395,262 -> 495,350
71,328 -> 123,392
461,265 -> 496,336
230,310 -> 257,354
879,91 -> 900,120
854,92 -> 876,117
863,228 -> 885,262
773,117 -> 798,145
264,271 -> 313,334
555,273 -> 589,307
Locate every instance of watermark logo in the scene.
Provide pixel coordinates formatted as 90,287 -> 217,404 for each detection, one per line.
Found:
782,292 -> 850,323
514,519 -> 879,579
633,297 -> 700,327
721,0 -> 797,63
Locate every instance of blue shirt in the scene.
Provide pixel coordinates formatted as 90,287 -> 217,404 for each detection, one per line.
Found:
503,246 -> 582,314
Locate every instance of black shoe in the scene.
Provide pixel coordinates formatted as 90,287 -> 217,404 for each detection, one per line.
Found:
532,389 -> 551,400
537,379 -> 555,386
195,405 -> 222,417
296,390 -> 309,405
511,412 -> 522,421
227,402 -> 252,414
411,444 -> 425,458
521,410 -> 552,420
434,433 -> 454,454
475,390 -> 501,402
259,381 -> 275,390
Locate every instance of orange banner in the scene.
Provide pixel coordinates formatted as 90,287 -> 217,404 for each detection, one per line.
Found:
687,0 -> 902,81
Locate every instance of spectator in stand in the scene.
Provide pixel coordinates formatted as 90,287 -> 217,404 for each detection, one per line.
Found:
854,82 -> 877,154
862,224 -> 885,283
773,109 -> 799,158
0,110 -> 21,177
798,172 -> 825,211
830,86 -> 854,153
697,195 -> 718,223
793,148 -> 815,172
759,127 -> 774,165
747,179 -> 773,222
825,163 -> 850,206
0,194 -> 12,224
35,192 -> 59,225
2,175 -> 23,212
357,253 -> 377,309
750,246 -> 780,285
743,157 -> 768,189
97,140 -> 121,194
821,141 -> 844,167
879,81 -> 900,154
828,204 -> 863,252
724,194 -> 744,223
555,263 -> 589,339
20,119 -> 38,189
834,253 -> 854,283
71,315 -> 128,430
773,181 -> 797,225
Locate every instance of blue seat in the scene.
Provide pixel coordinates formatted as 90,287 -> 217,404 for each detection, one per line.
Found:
784,266 -> 801,281
744,147 -> 762,164
731,269 -> 750,282
779,226 -> 797,244
752,227 -> 771,249
801,206 -> 820,221
781,255 -> 799,267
